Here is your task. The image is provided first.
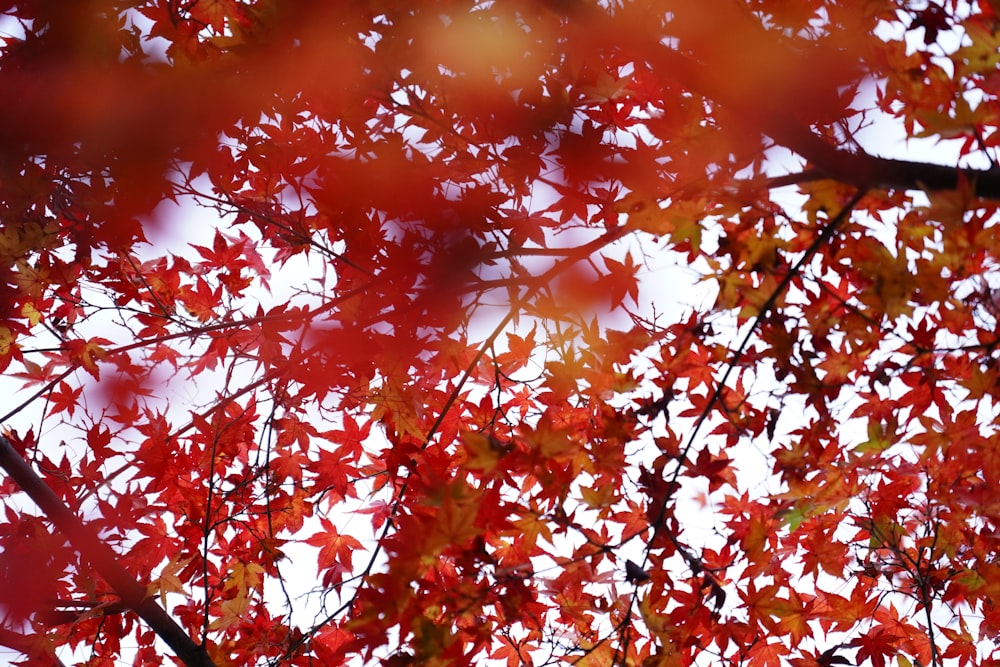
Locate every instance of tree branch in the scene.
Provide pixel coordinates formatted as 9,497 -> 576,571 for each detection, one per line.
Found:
755,112 -> 1000,197
0,626 -> 66,667
550,0 -> 1000,200
0,436 -> 218,667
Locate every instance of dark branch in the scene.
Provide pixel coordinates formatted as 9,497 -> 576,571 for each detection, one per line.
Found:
0,626 -> 66,666
0,436 -> 218,667
550,0 -> 1000,201
756,113 -> 1000,198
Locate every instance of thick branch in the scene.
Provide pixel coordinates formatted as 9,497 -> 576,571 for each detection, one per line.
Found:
0,626 -> 66,667
551,0 -> 1000,200
0,436 -> 217,667
755,111 -> 1000,197
666,42 -> 1000,198
765,159 -> 1000,197
832,154 -> 1000,197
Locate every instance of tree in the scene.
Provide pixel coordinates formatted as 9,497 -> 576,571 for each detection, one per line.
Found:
1,0 -> 999,665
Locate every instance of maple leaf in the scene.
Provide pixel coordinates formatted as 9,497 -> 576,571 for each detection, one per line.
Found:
602,253 -> 641,309
625,559 -> 651,584
64,337 -> 111,380
149,556 -> 192,608
461,431 -> 508,473
48,381 -> 82,417
748,640 -> 791,667
0,326 -> 20,373
209,561 -> 266,632
306,519 -> 365,574
85,423 -> 113,458
497,324 -> 537,372
850,629 -> 901,667
687,447 -> 734,493
909,3 -> 950,45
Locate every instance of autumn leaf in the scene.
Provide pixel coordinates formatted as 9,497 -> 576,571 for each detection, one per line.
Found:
625,559 -> 651,584
209,560 -> 266,631
602,253 -> 641,308
306,520 -> 365,574
748,640 -> 791,667
149,556 -> 192,608
850,629 -> 901,667
461,431 -> 506,473
65,337 -> 111,380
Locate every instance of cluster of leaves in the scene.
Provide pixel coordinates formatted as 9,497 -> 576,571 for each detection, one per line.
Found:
1,1 -> 1000,666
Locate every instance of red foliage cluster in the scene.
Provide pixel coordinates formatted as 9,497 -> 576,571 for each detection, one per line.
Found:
0,1 -> 999,666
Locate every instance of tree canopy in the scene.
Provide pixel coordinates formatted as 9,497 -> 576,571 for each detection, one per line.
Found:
2,1 -> 1000,666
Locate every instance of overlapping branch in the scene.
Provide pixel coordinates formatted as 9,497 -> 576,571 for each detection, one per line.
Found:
0,436 -> 217,667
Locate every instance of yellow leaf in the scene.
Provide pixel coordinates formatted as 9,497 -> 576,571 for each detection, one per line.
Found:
954,19 -> 1000,76
0,221 -> 58,263
914,95 -> 979,140
0,326 -> 15,357
149,556 -> 191,608
14,259 -> 49,298
511,513 -> 553,552
580,484 -> 618,510
461,432 -> 502,472
67,338 -> 110,379
799,179 -> 856,224
225,561 -> 265,593
211,594 -> 251,632
567,642 -> 623,667
210,561 -> 265,632
20,302 -> 41,326
580,72 -> 631,103
618,193 -> 665,233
